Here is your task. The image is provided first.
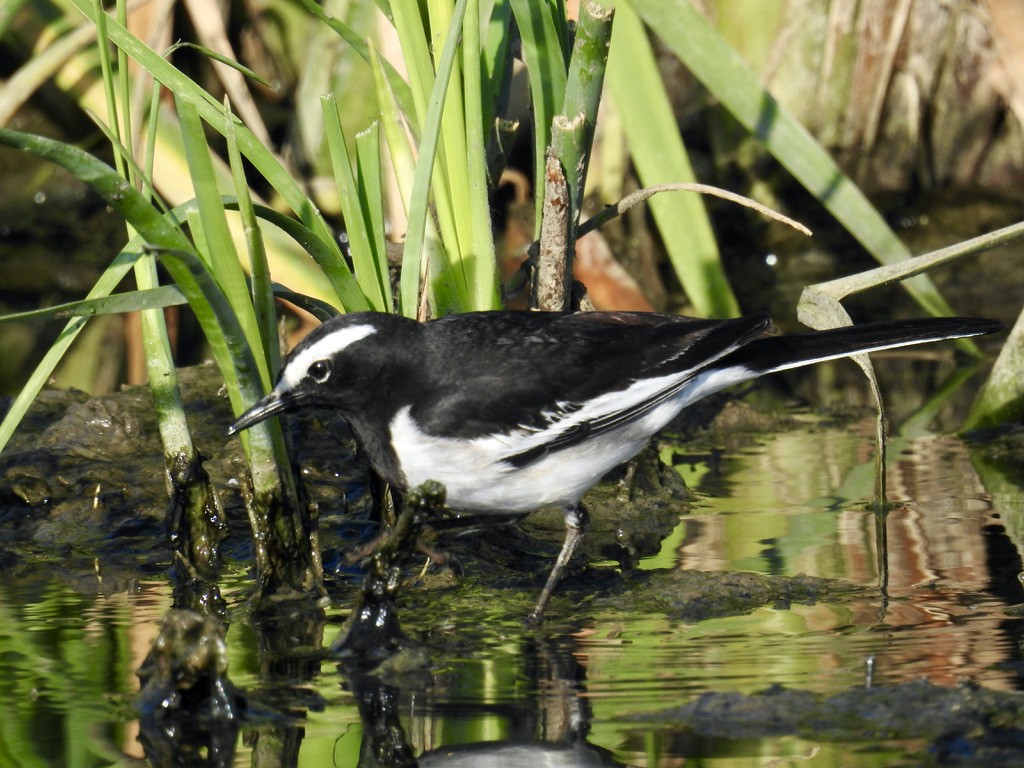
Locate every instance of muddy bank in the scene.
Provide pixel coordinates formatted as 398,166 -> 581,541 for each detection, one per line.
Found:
0,362 -> 373,567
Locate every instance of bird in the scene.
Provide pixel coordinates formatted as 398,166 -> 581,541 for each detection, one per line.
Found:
228,310 -> 1002,623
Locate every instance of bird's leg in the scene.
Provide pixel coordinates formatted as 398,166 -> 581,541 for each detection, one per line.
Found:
527,504 -> 589,625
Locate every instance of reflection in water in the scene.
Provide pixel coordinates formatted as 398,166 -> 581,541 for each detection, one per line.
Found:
136,609 -> 243,768
665,419 -> 1024,693
2,417 -> 1024,765
343,634 -> 625,768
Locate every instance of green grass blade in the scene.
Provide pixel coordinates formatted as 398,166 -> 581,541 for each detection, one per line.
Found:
114,0 -> 134,187
480,0 -> 514,133
370,42 -> 456,314
387,0 -> 434,126
369,42 -> 418,208
608,4 -> 739,318
508,0 -> 568,232
133,252 -> 196,482
177,96 -> 270,387
166,41 -> 271,87
225,96 -> 279,374
0,286 -> 187,323
33,6 -> 344,309
322,94 -> 390,312
398,0 -> 473,316
460,0 -> 500,310
389,0 -> 470,310
426,0 -> 477,288
964,308 -> 1024,430
354,123 -> 394,312
92,0 -> 126,178
100,0 -> 193,478
147,99 -> 342,305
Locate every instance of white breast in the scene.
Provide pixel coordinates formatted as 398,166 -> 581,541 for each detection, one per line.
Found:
388,364 -> 755,513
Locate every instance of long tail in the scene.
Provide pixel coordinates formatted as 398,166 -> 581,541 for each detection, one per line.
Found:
728,317 -> 1003,376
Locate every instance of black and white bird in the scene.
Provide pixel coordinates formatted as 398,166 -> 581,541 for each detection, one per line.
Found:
228,310 -> 1001,622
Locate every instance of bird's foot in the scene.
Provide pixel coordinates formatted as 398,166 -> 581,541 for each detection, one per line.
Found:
525,504 -> 589,625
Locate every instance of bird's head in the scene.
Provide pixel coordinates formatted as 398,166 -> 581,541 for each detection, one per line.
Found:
227,313 -> 392,435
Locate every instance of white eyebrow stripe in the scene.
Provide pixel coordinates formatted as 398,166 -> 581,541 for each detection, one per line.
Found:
281,323 -> 377,389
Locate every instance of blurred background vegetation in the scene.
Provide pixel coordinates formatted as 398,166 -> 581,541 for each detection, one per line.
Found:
0,0 -> 1021,405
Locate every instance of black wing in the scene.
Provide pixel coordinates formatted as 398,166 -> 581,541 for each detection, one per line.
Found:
410,310 -> 772,439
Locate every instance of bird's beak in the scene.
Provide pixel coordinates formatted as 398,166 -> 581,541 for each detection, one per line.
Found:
228,389 -> 290,435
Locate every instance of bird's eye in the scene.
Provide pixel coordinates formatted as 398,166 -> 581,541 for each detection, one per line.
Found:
308,359 -> 331,383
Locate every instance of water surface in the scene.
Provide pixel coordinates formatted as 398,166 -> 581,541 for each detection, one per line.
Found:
3,409 -> 1023,766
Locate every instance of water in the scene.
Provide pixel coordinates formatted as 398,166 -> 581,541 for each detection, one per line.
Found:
2,413 -> 1023,766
